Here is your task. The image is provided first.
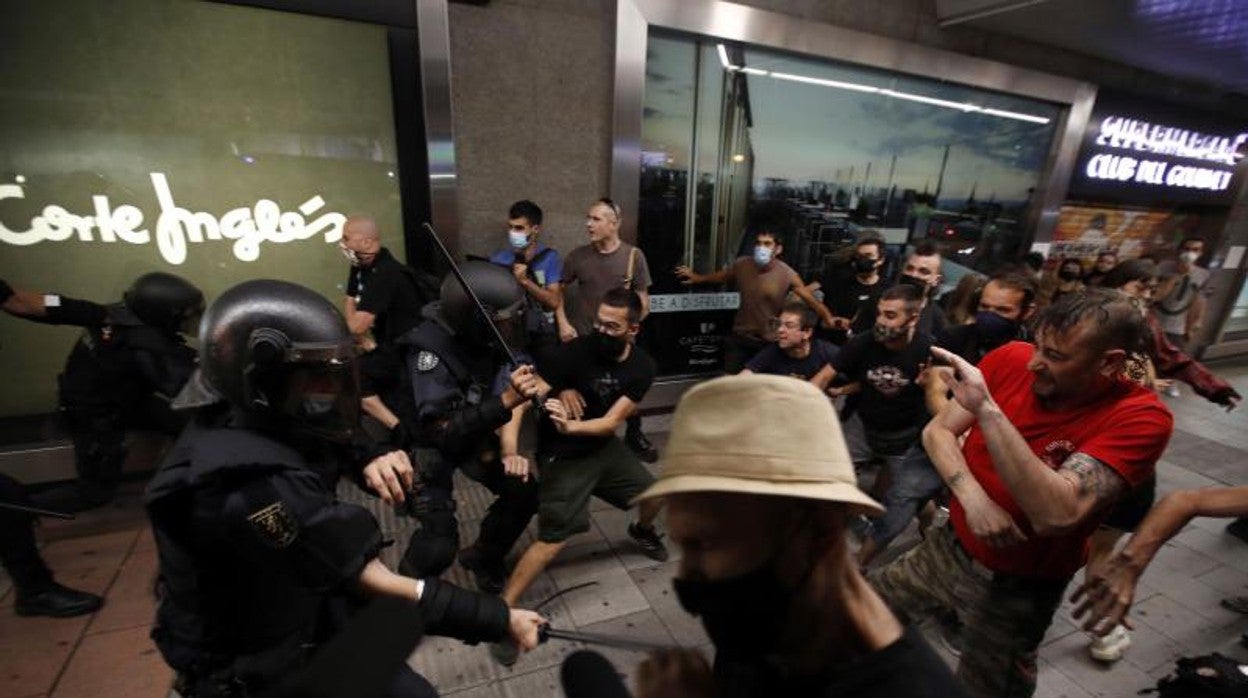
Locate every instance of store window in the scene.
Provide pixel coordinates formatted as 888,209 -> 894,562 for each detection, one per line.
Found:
0,0 -> 405,415
639,31 -> 1062,290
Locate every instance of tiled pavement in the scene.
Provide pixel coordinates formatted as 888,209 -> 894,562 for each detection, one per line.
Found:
1,358 -> 1246,697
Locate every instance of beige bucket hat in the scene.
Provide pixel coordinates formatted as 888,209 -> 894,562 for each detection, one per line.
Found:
634,373 -> 883,514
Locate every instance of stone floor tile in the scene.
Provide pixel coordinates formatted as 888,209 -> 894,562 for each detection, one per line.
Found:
628,561 -> 709,647
85,547 -> 159,635
50,625 -> 172,698
0,635 -> 79,698
547,540 -> 650,627
500,666 -> 562,698
1034,657 -> 1094,698
1038,630 -> 1158,697
39,530 -> 137,574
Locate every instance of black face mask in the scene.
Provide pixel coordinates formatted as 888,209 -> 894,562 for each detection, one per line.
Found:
594,330 -> 627,361
974,310 -> 1019,350
898,273 -> 929,293
1058,268 -> 1081,281
851,256 -> 877,275
673,561 -> 793,661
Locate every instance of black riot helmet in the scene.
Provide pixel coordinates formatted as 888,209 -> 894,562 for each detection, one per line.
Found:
439,261 -> 527,351
179,279 -> 360,441
123,272 -> 205,335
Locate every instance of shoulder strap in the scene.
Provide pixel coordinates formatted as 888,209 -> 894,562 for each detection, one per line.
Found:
623,247 -> 639,289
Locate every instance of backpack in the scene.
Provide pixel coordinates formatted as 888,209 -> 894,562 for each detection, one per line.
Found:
1149,653 -> 1248,697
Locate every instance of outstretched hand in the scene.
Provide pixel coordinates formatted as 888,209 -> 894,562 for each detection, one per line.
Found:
1070,552 -> 1140,636
930,346 -> 992,416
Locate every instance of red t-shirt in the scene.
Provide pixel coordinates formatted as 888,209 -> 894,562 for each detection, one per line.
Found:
950,342 -> 1173,580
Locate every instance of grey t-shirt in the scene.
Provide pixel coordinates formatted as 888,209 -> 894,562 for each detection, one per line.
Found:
561,241 -> 652,335
1155,261 -> 1211,335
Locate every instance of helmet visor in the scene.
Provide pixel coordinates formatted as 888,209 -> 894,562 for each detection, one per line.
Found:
249,341 -> 360,440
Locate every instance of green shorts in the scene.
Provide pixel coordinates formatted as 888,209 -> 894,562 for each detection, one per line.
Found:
537,436 -> 655,543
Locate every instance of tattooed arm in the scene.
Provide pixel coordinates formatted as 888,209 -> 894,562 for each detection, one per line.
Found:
923,391 -> 1028,547
977,404 -> 1127,536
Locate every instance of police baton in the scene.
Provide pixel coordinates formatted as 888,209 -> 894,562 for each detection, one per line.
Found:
421,222 -> 522,366
0,501 -> 74,520
538,623 -> 676,652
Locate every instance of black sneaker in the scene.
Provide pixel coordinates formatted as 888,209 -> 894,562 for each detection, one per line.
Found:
625,429 -> 659,463
628,522 -> 669,561
1226,517 -> 1248,544
15,583 -> 103,618
458,546 -> 506,595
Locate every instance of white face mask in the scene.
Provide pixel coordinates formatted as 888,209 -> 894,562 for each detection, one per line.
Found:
508,231 -> 530,250
1180,251 -> 1200,264
753,245 -> 774,267
340,246 -> 362,267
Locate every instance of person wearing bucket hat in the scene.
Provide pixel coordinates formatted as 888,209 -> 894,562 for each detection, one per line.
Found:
631,374 -> 964,697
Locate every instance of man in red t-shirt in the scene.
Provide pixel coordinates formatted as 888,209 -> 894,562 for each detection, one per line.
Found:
869,288 -> 1172,698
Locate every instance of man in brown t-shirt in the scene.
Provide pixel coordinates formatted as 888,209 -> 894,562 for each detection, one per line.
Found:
677,230 -> 832,373
555,198 -> 657,461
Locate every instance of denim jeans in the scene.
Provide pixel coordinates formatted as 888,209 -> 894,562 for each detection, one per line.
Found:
868,443 -> 945,547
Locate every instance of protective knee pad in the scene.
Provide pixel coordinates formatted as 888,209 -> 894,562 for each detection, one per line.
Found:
400,489 -> 460,577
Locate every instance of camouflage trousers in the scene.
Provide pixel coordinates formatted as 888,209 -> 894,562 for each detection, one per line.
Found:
868,525 -> 1066,698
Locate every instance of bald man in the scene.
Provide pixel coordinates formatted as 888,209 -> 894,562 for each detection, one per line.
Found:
340,217 -> 430,459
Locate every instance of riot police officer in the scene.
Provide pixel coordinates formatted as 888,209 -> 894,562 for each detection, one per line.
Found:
35,272 -> 203,512
146,279 -> 544,697
400,262 -> 543,593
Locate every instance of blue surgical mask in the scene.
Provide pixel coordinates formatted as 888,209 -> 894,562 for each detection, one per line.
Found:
753,245 -> 774,267
508,231 -> 530,250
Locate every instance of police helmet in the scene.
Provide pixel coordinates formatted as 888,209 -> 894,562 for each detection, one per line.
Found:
439,261 -> 526,348
178,279 -> 359,440
123,272 -> 205,335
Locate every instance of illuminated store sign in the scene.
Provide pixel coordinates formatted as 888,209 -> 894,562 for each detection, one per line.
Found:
0,172 -> 347,265
1069,90 -> 1246,207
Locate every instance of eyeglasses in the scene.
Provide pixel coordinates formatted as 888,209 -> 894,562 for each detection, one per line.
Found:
593,320 -> 628,335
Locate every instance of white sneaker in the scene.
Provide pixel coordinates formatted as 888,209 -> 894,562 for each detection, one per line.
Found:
1089,625 -> 1131,663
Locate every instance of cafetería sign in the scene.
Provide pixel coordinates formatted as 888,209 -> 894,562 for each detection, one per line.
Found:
1069,89 -> 1247,207
0,172 -> 346,265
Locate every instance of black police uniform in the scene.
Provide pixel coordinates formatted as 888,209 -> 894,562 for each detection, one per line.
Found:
54,301 -> 196,507
347,247 -> 436,445
147,410 -> 512,697
400,316 -> 539,580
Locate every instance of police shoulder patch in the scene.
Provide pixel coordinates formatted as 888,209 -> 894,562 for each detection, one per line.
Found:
247,501 -> 299,549
416,351 -> 440,372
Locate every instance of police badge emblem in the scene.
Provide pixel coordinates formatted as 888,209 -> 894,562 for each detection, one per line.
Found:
416,351 -> 439,372
247,502 -> 299,548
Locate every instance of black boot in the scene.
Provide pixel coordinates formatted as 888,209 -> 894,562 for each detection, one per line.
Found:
457,545 -> 507,595
16,582 -> 103,618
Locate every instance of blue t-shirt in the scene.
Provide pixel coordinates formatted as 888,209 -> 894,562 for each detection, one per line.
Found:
746,339 -> 839,381
489,245 -> 562,287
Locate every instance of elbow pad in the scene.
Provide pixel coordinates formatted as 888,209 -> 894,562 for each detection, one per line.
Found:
419,577 -> 510,645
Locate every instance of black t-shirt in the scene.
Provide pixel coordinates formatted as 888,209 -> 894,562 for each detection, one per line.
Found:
819,271 -> 885,343
345,247 -> 425,343
746,339 -> 839,381
537,336 -> 655,458
935,321 -> 1030,366
712,626 -> 967,697
832,331 -> 932,433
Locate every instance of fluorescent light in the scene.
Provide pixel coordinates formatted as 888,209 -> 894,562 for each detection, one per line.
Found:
982,108 -> 1051,124
712,56 -> 1052,125
882,89 -> 980,111
770,71 -> 880,94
